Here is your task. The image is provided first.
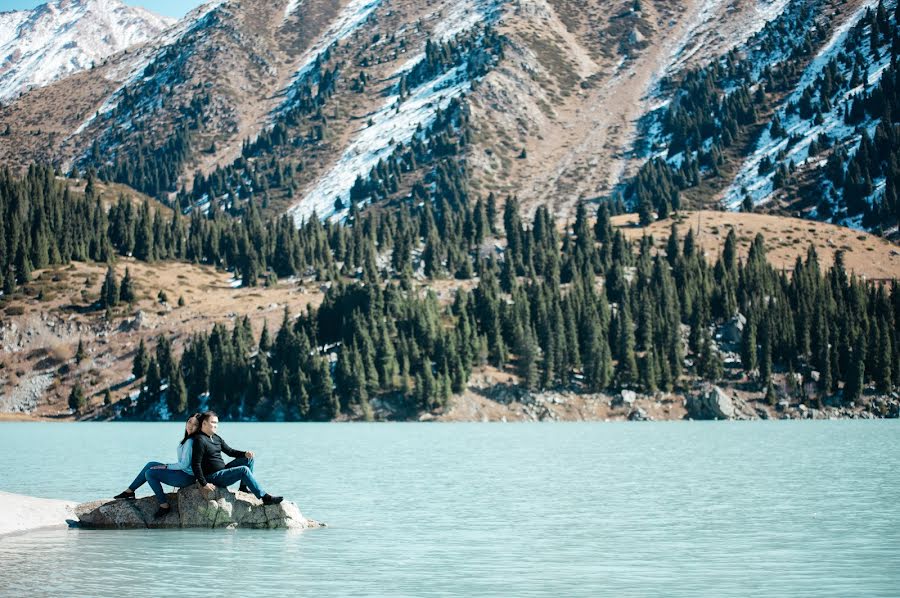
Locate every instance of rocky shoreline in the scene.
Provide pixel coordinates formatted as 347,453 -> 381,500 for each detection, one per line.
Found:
434,383 -> 900,423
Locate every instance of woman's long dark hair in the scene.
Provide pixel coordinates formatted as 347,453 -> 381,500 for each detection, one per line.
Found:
181,412 -> 202,445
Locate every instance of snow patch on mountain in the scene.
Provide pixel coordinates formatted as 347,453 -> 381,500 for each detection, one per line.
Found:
654,0 -> 790,92
723,0 -> 879,210
0,0 -> 173,101
286,1 -> 503,223
70,1 -> 226,136
394,0 -> 504,74
284,0 -> 303,22
278,0 -> 383,112
289,67 -> 472,223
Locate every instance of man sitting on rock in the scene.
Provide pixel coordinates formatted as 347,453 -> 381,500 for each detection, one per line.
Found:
191,411 -> 283,506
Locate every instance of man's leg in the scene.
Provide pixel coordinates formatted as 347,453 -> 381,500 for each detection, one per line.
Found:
223,456 -> 254,471
222,456 -> 254,493
207,466 -> 266,499
145,469 -> 196,505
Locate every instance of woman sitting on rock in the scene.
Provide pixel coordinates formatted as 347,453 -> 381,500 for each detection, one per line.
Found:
113,413 -> 200,518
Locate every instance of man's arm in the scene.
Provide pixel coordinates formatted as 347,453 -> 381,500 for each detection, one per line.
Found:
191,437 -> 207,486
219,436 -> 246,459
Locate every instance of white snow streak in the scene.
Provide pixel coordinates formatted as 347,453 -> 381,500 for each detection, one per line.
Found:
393,0 -> 503,75
289,68 -> 471,224
283,0 -> 303,22
723,1 -> 879,209
70,0 -> 225,136
286,0 -> 504,224
278,0 -> 383,112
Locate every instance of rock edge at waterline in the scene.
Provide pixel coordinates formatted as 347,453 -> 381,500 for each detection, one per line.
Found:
75,486 -> 324,530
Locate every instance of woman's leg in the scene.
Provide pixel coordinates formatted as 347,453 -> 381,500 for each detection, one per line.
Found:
145,469 -> 196,505
207,466 -> 266,499
125,461 -> 164,493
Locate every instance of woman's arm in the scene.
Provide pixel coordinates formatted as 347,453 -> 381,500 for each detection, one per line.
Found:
166,438 -> 193,472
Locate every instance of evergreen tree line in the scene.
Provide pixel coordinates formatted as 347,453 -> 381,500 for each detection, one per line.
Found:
127,197 -> 899,421
0,165 -> 115,294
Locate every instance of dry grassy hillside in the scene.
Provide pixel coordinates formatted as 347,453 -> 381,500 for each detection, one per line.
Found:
613,210 -> 900,280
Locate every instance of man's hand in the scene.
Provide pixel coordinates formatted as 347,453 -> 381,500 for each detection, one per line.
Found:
150,465 -> 166,470
245,451 -> 254,459
203,483 -> 216,492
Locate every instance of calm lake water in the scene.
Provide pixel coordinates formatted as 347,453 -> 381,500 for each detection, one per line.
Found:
0,421 -> 898,597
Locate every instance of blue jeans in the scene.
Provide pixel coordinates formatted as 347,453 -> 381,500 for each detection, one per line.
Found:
145,468 -> 196,505
127,461 -> 163,492
206,457 -> 266,498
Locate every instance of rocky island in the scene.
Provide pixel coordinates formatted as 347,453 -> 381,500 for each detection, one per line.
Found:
75,486 -> 324,530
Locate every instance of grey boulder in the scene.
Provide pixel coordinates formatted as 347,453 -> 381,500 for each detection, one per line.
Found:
75,485 -> 323,530
686,384 -> 736,420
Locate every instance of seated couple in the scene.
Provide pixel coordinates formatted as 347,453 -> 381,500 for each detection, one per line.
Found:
114,410 -> 283,518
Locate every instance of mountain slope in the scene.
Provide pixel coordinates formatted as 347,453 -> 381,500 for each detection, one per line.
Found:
0,0 -> 174,101
0,0 -> 896,238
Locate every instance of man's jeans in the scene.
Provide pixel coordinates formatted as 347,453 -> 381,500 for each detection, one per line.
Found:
145,467 -> 196,505
206,457 -> 266,498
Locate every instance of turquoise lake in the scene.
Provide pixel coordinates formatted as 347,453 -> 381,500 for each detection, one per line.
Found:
0,421 -> 898,597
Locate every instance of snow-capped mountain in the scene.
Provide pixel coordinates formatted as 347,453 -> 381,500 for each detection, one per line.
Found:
0,0 -> 895,236
0,0 -> 174,101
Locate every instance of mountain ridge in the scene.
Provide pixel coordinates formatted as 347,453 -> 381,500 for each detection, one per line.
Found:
0,0 -> 175,101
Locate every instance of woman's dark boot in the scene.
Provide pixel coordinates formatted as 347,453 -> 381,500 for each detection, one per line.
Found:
114,490 -> 136,500
153,504 -> 171,519
262,494 -> 283,506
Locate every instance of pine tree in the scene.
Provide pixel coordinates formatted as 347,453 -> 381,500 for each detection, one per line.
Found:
69,384 -> 86,413
309,356 -> 339,421
145,358 -> 162,407
765,379 -> 777,406
875,319 -> 893,393
641,349 -> 659,393
75,339 -> 86,364
119,267 -> 136,304
759,318 -> 773,387
133,339 -> 149,379
844,344 -> 866,403
518,328 -> 539,391
101,265 -> 119,308
156,335 -> 174,381
168,370 -> 188,417
259,322 -> 271,353
741,318 -> 757,373
616,305 -> 638,387
582,315 -> 611,392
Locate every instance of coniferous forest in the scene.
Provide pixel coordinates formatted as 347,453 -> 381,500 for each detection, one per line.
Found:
1,163 -> 897,421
